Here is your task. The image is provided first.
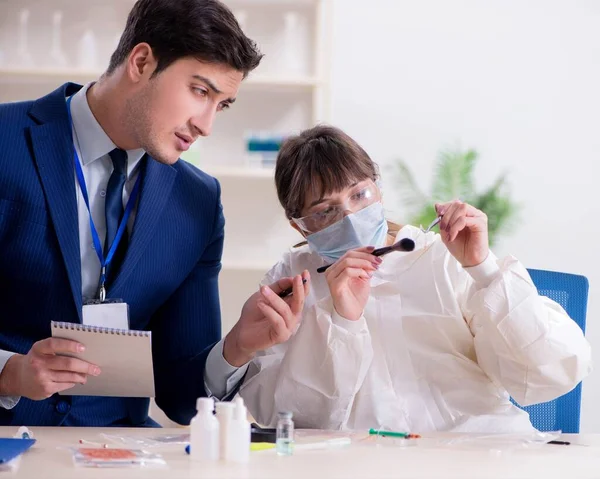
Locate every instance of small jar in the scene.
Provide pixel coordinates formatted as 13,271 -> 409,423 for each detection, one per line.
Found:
276,411 -> 294,456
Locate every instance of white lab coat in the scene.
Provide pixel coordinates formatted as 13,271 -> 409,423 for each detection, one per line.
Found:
240,226 -> 592,433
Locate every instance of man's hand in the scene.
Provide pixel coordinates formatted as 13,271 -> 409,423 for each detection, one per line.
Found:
436,200 -> 489,267
0,338 -> 101,400
223,271 -> 310,367
325,247 -> 380,321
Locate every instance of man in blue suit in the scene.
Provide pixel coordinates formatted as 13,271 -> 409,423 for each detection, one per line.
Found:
0,0 -> 310,427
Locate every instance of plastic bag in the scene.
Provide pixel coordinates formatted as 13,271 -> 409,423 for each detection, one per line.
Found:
431,430 -> 562,451
69,447 -> 167,468
0,457 -> 21,473
366,431 -> 419,449
101,433 -> 190,448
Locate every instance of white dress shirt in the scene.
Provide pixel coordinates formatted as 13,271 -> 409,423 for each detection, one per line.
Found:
0,83 -> 247,409
240,225 -> 592,433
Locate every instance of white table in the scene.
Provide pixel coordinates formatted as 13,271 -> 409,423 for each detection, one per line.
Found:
6,427 -> 600,479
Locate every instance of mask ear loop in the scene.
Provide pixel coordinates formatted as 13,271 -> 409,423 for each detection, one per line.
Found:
374,179 -> 387,210
374,179 -> 397,241
374,178 -> 383,196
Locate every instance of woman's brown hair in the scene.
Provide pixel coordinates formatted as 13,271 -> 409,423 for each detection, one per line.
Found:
274,125 -> 400,242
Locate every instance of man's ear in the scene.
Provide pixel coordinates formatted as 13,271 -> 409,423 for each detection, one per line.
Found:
126,43 -> 157,83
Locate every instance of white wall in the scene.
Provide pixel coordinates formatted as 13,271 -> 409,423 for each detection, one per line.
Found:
329,0 -> 600,431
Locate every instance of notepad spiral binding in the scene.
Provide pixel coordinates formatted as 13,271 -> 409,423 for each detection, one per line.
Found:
51,322 -> 150,337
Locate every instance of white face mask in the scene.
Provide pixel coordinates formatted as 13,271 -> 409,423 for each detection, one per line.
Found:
306,202 -> 388,261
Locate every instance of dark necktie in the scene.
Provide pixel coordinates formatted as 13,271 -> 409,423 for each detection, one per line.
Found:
104,148 -> 129,283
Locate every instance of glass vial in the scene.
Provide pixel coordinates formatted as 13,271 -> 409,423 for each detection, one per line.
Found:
276,411 -> 294,456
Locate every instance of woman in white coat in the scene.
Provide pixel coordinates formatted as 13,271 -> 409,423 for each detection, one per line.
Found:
238,125 -> 592,433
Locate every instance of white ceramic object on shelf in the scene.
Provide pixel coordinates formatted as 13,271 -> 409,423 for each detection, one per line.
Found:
78,29 -> 99,70
0,0 -> 332,322
113,32 -> 121,51
16,9 -> 34,68
49,11 -> 68,68
280,11 -> 303,75
234,10 -> 248,31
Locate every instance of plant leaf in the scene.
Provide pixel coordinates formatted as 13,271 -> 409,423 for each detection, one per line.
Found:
431,149 -> 477,203
391,148 -> 520,247
409,204 -> 439,231
388,159 -> 428,217
473,174 -> 521,246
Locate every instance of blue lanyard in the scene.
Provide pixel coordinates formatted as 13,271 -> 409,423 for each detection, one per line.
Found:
66,95 -> 142,301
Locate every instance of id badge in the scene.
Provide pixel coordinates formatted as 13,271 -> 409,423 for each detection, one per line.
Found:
82,299 -> 130,329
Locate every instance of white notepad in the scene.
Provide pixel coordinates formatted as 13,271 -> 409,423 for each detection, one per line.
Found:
51,321 -> 155,397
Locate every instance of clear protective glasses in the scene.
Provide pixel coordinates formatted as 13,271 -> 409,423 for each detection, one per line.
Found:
292,181 -> 381,234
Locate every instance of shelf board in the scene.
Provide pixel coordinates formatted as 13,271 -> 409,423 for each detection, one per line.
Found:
245,75 -> 321,88
0,68 -> 321,89
223,0 -> 319,6
222,261 -> 273,272
0,68 -> 101,83
118,0 -> 319,3
200,165 -> 275,179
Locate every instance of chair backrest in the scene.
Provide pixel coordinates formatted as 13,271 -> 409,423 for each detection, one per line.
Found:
513,269 -> 589,433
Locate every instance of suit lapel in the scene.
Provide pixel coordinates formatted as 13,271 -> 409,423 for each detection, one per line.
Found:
28,83 -> 84,321
27,84 -> 178,308
109,157 -> 177,296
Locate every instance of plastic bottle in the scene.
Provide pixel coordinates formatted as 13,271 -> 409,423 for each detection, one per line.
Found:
17,9 -> 34,68
234,10 -> 247,31
228,397 -> 251,463
78,29 -> 98,70
215,401 -> 235,460
49,11 -> 68,68
281,11 -> 304,75
190,397 -> 219,463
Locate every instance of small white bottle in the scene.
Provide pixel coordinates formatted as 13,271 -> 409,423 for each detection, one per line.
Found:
229,397 -> 251,463
190,397 -> 219,463
78,29 -> 98,71
281,11 -> 303,75
215,401 -> 235,461
234,10 -> 248,31
49,11 -> 68,68
17,9 -> 34,68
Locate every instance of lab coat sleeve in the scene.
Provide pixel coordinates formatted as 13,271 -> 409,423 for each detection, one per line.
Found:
240,260 -> 374,428
453,251 -> 592,406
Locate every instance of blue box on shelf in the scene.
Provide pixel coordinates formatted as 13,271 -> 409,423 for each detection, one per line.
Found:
245,133 -> 286,168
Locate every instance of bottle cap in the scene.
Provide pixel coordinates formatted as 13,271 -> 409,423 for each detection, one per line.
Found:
234,397 -> 247,420
196,397 -> 214,413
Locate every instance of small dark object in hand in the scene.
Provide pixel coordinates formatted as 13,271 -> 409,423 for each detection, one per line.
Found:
277,278 -> 308,298
317,238 -> 416,274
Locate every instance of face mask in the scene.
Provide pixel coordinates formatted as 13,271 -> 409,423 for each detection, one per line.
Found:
306,202 -> 388,262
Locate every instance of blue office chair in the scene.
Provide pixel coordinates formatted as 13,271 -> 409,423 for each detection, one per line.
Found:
510,269 -> 589,433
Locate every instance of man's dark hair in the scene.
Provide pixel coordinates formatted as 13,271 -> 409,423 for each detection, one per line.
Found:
107,0 -> 263,77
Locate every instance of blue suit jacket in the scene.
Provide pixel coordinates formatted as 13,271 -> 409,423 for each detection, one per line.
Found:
0,83 -> 225,427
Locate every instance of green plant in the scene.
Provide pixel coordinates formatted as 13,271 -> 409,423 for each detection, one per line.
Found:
390,148 -> 520,247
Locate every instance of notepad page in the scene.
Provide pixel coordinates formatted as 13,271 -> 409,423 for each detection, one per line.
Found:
51,322 -> 155,397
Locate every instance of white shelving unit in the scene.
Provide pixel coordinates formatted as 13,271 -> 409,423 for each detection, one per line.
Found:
0,68 -> 321,88
0,0 -> 331,336
202,165 -> 274,180
0,0 -> 331,429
